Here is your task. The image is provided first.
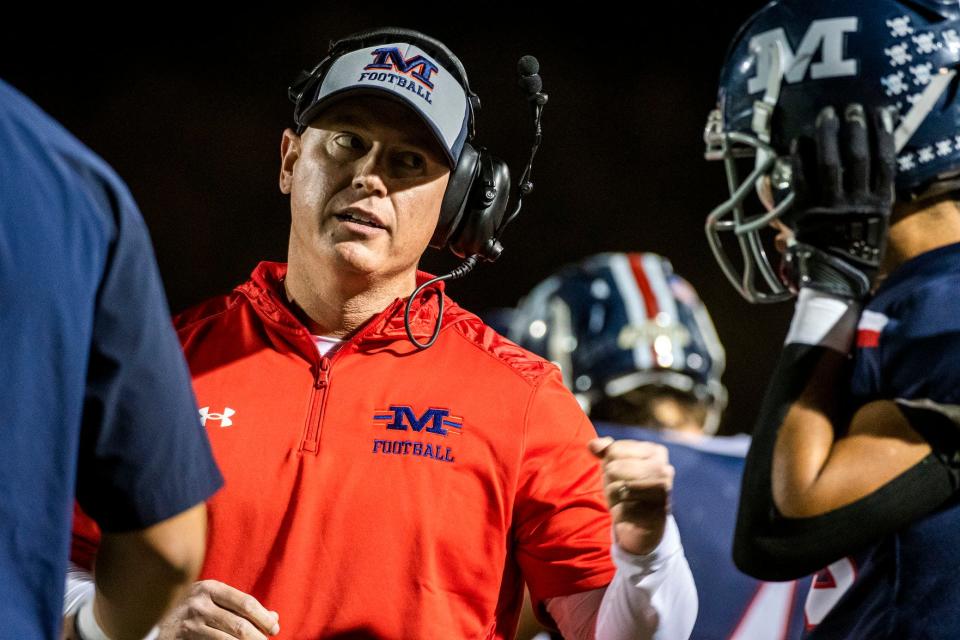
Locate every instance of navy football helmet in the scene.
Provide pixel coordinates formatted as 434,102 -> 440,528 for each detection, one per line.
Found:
510,253 -> 727,434
705,0 -> 960,302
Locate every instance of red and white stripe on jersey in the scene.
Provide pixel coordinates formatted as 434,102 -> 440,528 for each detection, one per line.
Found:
804,557 -> 858,631
608,253 -> 685,371
856,310 -> 890,349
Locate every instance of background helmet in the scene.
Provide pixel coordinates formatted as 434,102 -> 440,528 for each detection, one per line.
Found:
705,0 -> 960,302
510,252 -> 727,434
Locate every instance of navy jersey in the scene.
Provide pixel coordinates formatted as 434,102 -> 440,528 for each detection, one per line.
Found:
595,424 -> 809,640
0,80 -> 222,638
805,242 -> 960,639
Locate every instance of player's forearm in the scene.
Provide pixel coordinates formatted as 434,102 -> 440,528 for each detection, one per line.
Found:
735,341 -> 956,581
771,349 -> 846,517
734,342 -> 848,579
735,289 -> 859,578
91,504 -> 207,639
766,289 -> 935,519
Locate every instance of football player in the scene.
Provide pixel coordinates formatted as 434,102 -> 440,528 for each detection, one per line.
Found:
705,1 -> 960,637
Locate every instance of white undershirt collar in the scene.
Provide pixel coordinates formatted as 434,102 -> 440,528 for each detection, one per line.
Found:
311,334 -> 344,357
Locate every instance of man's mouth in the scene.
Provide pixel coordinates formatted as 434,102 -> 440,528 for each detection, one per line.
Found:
334,210 -> 386,230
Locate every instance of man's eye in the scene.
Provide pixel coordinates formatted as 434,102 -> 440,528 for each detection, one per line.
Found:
334,134 -> 365,151
396,152 -> 425,172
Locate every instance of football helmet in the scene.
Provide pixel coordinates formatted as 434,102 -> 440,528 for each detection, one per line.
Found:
705,0 -> 960,302
511,253 -> 727,434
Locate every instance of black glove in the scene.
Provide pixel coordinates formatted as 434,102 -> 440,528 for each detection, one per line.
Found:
780,104 -> 896,301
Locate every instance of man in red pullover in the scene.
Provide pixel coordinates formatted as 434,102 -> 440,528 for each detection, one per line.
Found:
69,28 -> 697,639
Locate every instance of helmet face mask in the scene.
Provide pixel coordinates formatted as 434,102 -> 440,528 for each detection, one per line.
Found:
706,0 -> 960,303
704,100 -> 797,303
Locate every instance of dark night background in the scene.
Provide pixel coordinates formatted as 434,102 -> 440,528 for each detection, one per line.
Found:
0,5 -> 793,435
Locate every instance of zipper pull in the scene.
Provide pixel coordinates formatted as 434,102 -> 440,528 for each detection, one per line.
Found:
315,357 -> 331,388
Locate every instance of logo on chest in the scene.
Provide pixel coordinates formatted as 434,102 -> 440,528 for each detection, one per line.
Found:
371,405 -> 461,463
373,405 -> 462,436
199,406 -> 236,427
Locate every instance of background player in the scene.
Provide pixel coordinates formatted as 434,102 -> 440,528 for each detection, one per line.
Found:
704,1 -> 960,636
509,252 -> 808,640
0,79 -> 222,639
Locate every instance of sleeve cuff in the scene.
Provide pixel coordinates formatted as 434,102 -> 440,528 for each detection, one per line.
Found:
784,288 -> 860,353
610,515 -> 682,575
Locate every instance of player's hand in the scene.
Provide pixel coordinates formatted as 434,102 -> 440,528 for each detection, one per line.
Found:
157,580 -> 280,639
780,103 -> 896,300
589,437 -> 674,556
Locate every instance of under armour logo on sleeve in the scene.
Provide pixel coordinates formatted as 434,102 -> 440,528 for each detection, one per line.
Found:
199,407 -> 236,427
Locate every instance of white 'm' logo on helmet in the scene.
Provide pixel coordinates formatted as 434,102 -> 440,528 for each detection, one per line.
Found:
199,407 -> 236,427
748,17 -> 859,94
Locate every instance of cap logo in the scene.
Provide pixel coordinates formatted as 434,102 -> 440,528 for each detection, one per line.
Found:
748,17 -> 859,95
315,42 -> 469,164
364,47 -> 439,89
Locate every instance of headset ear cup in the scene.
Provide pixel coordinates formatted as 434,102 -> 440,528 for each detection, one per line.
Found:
431,142 -> 480,250
448,152 -> 511,259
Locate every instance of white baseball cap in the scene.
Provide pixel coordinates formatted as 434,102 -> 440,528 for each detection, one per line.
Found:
296,41 -> 471,167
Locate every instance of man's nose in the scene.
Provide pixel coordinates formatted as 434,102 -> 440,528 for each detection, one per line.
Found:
352,148 -> 388,197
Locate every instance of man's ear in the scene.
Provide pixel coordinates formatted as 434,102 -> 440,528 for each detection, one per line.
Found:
279,128 -> 301,194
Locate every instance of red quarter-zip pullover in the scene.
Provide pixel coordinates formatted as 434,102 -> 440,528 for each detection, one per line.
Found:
73,261 -> 615,638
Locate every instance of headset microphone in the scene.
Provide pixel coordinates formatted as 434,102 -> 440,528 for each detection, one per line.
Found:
405,54 -> 549,349
517,55 -> 543,97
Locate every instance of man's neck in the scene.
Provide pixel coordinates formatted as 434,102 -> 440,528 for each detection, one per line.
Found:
881,196 -> 960,276
283,258 -> 417,339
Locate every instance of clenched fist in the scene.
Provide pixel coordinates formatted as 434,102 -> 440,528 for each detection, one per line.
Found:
589,437 -> 675,556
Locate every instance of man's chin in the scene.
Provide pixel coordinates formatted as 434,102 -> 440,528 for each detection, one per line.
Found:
330,241 -> 387,277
